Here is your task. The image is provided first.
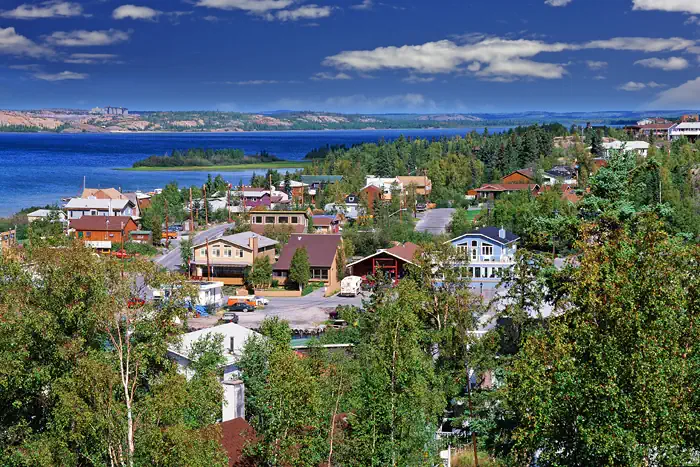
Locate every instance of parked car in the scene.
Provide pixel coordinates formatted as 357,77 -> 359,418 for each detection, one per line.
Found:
227,302 -> 255,313
254,296 -> 269,306
112,249 -> 130,259
415,203 -> 427,212
222,311 -> 239,323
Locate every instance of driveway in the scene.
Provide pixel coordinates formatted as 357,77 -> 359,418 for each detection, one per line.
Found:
155,222 -> 235,271
415,208 -> 456,235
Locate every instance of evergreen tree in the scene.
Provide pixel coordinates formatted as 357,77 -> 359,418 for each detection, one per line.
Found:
288,247 -> 311,291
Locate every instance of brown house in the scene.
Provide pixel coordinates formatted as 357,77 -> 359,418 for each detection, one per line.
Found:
360,185 -> 382,215
81,187 -> 125,200
250,211 -> 310,235
502,169 -> 535,184
70,216 -> 138,250
190,232 -> 277,285
396,176 -> 433,196
475,183 -> 540,200
347,242 -> 420,281
273,234 -> 342,294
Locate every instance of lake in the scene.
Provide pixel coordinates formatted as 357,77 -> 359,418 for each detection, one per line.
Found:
0,128 -> 511,216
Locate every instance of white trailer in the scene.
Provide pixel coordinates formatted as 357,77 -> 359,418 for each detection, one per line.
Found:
340,276 -> 362,297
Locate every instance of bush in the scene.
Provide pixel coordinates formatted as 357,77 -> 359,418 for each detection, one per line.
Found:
301,285 -> 314,296
271,279 -> 279,288
113,242 -> 159,256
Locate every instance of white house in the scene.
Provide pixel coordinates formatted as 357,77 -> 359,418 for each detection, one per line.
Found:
167,323 -> 260,421
669,122 -> 700,141
365,176 -> 403,198
600,141 -> 649,158
26,209 -> 67,224
152,280 -> 225,307
65,198 -> 135,220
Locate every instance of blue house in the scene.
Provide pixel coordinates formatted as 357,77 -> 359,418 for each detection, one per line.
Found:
447,227 -> 520,290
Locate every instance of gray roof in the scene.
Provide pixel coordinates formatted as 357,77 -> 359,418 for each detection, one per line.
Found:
27,209 -> 65,218
449,227 -> 520,246
194,231 -> 277,250
65,198 -> 133,210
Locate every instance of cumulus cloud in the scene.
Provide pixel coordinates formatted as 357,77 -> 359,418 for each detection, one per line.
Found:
545,0 -> 573,6
0,27 -> 52,57
46,29 -> 130,47
476,58 -> 567,79
231,79 -> 280,85
635,56 -> 689,70
113,5 -> 161,20
9,63 -> 41,71
311,72 -> 351,80
351,0 -> 373,10
618,81 -> 664,91
64,53 -> 120,64
650,76 -> 700,107
632,0 -> 700,14
273,4 -> 331,21
34,70 -> 88,81
586,60 -> 607,70
583,36 -> 695,52
0,1 -> 83,19
195,0 -> 294,13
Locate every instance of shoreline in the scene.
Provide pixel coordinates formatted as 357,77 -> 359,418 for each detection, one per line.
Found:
118,161 -> 312,172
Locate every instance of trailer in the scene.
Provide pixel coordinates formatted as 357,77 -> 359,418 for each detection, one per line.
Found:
339,276 -> 362,297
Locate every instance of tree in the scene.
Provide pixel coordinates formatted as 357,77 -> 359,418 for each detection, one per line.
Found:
288,246 -> 310,291
180,236 -> 193,271
249,255 -> 273,289
283,171 -> 291,196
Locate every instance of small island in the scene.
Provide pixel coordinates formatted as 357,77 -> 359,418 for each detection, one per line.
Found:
124,148 -> 311,171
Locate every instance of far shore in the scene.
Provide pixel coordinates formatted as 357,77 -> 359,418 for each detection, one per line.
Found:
118,160 -> 313,172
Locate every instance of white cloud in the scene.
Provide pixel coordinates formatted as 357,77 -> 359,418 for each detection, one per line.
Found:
545,0 -> 573,6
0,27 -> 52,57
635,56 -> 689,70
685,15 -> 699,25
311,72 -> 351,80
9,63 -> 41,71
632,0 -> 700,14
618,81 -> 664,91
586,60 -> 607,70
650,76 -> 700,107
402,75 -> 435,83
113,5 -> 161,20
273,4 -> 331,21
584,36 -> 695,52
593,75 -> 607,80
195,0 -> 294,13
34,70 -> 88,81
231,79 -> 280,85
476,58 -> 567,79
64,53 -> 120,64
351,0 -> 373,10
46,29 -> 130,47
467,61 -> 481,72
0,1 -> 83,19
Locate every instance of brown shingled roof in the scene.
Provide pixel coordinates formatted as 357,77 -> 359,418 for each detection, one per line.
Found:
385,242 -> 420,262
218,418 -> 258,467
69,216 -> 136,232
274,234 -> 342,271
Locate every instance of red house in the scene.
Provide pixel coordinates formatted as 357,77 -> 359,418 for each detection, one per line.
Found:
347,242 -> 420,281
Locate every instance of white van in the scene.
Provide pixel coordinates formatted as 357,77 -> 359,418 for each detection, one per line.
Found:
340,276 -> 362,297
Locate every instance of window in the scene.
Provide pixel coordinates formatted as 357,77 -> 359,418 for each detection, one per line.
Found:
291,216 -> 299,224
109,233 -> 115,238
279,216 -> 289,224
78,232 -> 83,238
224,248 -> 232,258
213,248 -> 220,257
90,210 -> 97,216
471,240 -> 478,260
274,270 -> 288,278
239,249 -> 244,258
265,216 -> 275,224
482,244 -> 493,256
86,232 -> 91,238
311,269 -> 329,280
255,216 -> 263,224
199,248 -> 206,258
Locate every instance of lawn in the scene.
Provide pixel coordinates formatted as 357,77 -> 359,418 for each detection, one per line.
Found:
118,161 -> 312,172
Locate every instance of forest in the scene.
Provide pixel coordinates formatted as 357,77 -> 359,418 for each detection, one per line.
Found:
131,148 -> 280,168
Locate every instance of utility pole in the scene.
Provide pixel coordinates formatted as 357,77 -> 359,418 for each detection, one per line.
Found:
120,222 -> 125,278
241,180 -> 247,213
164,198 -> 170,249
227,183 -> 232,223
205,237 -> 211,282
466,366 -> 479,467
203,185 -> 209,226
189,187 -> 194,232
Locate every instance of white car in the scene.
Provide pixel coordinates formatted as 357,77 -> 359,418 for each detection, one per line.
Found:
254,296 -> 269,306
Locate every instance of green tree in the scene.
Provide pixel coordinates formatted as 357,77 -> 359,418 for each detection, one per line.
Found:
180,236 -> 193,270
249,255 -> 272,289
288,246 -> 310,291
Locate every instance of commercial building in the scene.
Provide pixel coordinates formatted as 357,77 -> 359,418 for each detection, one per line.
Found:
249,210 -> 310,235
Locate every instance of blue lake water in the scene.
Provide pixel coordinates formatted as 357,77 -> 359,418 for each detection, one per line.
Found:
0,128 -> 511,216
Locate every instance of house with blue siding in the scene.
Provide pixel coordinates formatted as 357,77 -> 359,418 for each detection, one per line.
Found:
447,227 -> 520,291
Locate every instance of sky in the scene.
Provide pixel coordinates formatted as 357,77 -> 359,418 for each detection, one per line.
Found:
3,0 -> 700,113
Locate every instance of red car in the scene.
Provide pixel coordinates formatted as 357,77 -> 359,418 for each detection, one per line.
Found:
112,249 -> 130,259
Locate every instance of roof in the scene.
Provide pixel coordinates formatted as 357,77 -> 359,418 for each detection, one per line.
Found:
27,209 -> 64,218
219,418 -> 258,467
251,224 -> 306,235
448,227 -> 520,246
65,198 -> 133,210
545,166 -> 576,178
70,216 -> 136,232
639,123 -> 674,130
347,242 -> 420,268
130,230 -> 152,235
601,141 -> 650,150
194,232 -> 277,250
312,215 -> 339,226
475,183 -> 539,192
361,184 -> 382,193
673,122 -> 700,130
81,188 -> 125,200
300,175 -> 343,184
396,176 -> 432,187
168,323 -> 260,366
504,168 -> 535,181
274,234 -> 342,270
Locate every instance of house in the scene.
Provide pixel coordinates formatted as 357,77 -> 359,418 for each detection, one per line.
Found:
474,183 -> 540,201
365,176 -> 403,199
312,214 -> 341,234
167,323 -> 260,421
234,187 -> 290,210
636,117 -> 670,126
347,242 -> 419,281
26,209 -> 67,224
190,232 -> 277,285
277,180 -> 308,202
65,198 -> 136,220
600,140 -> 650,157
502,169 -> 535,184
545,166 -> 578,185
360,185 -> 383,214
396,176 -> 432,196
0,229 -> 16,251
669,123 -> 700,142
152,280 -> 225,307
129,230 -> 152,244
300,175 -> 343,190
249,211 -> 310,235
122,191 -> 151,218
273,234 -> 343,294
81,187 -> 125,200
70,216 -> 138,250
324,194 -> 361,220
447,227 -> 520,291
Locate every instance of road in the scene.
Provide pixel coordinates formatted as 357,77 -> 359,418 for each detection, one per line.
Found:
155,223 -> 235,271
415,208 -> 456,235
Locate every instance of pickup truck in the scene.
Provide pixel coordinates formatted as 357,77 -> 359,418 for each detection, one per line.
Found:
161,231 -> 178,240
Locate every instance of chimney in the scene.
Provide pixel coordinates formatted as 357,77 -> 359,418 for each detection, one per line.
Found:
249,234 -> 259,260
499,226 -> 506,240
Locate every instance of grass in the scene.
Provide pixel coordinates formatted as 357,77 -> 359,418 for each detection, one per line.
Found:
118,161 -> 312,172
451,449 -> 504,467
466,209 -> 482,222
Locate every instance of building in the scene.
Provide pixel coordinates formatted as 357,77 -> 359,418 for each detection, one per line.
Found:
232,187 -> 290,210
447,227 -> 520,291
396,176 -> 432,196
299,175 -> 343,190
474,183 -> 540,201
0,229 -> 16,251
669,122 -> 700,142
249,211 -> 310,235
153,280 -> 225,307
312,214 -> 341,234
104,106 -> 128,116
26,209 -> 67,224
637,117 -> 670,126
70,216 -> 138,250
273,234 -> 343,293
347,242 -> 419,281
65,198 -> 136,220
545,166 -> 578,185
600,140 -> 650,157
365,176 -> 403,199
681,114 -> 699,123
81,187 -> 125,200
276,180 -> 308,202
190,232 -> 277,285
502,169 -> 536,185
360,185 -> 383,214
129,230 -> 153,244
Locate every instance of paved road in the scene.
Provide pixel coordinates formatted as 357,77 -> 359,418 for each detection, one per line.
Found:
155,223 -> 234,271
415,208 -> 456,235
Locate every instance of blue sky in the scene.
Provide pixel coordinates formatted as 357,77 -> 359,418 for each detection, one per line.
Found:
3,0 -> 700,112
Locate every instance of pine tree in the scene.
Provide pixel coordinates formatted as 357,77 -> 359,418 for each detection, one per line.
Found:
288,247 -> 311,291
